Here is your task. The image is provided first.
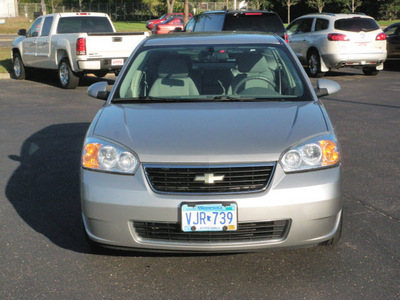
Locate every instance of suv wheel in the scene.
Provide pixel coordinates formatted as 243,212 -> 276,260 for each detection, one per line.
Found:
362,67 -> 379,76
58,58 -> 80,89
307,50 -> 325,78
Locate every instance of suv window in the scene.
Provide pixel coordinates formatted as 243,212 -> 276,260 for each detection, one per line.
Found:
296,18 -> 313,34
315,18 -> 329,31
188,11 -> 286,39
334,17 -> 379,32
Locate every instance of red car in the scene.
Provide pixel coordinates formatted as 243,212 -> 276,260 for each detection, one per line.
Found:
152,17 -> 185,35
146,13 -> 192,30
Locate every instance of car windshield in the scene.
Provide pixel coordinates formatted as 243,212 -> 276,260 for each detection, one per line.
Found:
334,17 -> 379,32
114,43 -> 309,102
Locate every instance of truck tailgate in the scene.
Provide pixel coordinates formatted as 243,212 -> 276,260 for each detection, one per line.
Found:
85,32 -> 149,59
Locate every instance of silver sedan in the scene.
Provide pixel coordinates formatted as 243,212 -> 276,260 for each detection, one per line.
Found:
81,32 -> 342,253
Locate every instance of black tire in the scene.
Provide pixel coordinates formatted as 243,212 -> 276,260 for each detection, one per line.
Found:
307,50 -> 325,78
321,213 -> 343,246
362,67 -> 379,76
58,58 -> 80,89
13,52 -> 26,80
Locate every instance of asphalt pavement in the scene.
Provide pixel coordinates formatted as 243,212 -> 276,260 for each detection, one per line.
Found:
0,67 -> 399,299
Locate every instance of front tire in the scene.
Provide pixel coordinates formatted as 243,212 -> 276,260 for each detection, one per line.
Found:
307,50 -> 325,78
58,58 -> 80,89
362,67 -> 379,76
13,52 -> 26,80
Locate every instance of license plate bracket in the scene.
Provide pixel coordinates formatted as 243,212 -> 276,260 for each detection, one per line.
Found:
181,203 -> 237,232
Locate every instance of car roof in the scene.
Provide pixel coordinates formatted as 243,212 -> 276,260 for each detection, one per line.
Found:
144,32 -> 281,47
299,13 -> 374,19
202,10 -> 277,15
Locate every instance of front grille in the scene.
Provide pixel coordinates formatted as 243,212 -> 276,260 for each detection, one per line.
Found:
133,220 -> 290,243
143,163 -> 275,194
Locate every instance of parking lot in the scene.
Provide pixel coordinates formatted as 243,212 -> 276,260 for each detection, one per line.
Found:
0,66 -> 399,299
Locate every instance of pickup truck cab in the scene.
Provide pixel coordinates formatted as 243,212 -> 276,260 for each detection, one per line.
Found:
12,12 -> 149,88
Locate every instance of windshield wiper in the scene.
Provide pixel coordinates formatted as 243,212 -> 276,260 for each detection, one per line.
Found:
212,96 -> 256,101
112,97 -> 199,103
213,96 -> 289,102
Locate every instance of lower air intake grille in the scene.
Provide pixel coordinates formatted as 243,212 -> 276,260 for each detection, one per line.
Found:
133,220 -> 290,243
143,163 -> 275,194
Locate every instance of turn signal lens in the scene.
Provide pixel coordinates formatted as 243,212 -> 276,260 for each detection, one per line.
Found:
320,140 -> 339,166
82,138 -> 139,174
82,143 -> 100,169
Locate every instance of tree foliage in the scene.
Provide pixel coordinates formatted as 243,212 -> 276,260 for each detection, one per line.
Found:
307,0 -> 332,13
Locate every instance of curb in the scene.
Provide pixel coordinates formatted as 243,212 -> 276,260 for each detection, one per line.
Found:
0,72 -> 11,79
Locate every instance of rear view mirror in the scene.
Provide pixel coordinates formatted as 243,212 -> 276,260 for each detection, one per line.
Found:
315,79 -> 341,97
88,81 -> 109,100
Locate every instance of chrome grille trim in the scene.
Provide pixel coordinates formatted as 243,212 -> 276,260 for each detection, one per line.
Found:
133,220 -> 291,243
143,163 -> 276,195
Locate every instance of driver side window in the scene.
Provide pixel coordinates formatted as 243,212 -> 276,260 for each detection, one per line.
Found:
27,17 -> 43,37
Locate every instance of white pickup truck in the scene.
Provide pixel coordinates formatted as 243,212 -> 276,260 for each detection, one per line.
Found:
12,12 -> 149,88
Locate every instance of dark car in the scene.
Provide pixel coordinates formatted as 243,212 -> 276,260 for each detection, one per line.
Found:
383,22 -> 400,61
184,10 -> 288,42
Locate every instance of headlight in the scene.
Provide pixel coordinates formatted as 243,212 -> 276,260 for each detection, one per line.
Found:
82,137 -> 139,174
280,134 -> 339,173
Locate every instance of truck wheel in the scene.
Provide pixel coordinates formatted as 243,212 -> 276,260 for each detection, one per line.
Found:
58,58 -> 80,89
362,67 -> 379,76
13,52 -> 26,80
307,50 -> 325,78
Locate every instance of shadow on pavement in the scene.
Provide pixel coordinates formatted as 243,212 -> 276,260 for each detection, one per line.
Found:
20,68 -> 116,88
6,123 -> 91,253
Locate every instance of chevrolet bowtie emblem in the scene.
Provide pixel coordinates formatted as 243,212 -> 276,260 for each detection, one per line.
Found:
194,173 -> 225,184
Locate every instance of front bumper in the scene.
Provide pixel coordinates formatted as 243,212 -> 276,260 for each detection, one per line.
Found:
81,164 -> 342,253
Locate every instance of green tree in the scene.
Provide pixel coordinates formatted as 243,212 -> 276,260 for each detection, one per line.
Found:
338,0 -> 362,13
307,0 -> 331,12
143,0 -> 162,16
379,0 -> 400,20
283,0 -> 300,23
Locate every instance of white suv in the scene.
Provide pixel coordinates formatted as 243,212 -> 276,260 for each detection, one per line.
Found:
287,13 -> 387,77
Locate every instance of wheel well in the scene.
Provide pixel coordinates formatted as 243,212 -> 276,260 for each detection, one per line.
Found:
12,48 -> 20,57
56,50 -> 68,66
307,47 -> 319,59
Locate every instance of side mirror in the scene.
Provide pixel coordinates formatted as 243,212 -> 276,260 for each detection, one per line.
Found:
18,29 -> 27,36
315,79 -> 341,97
88,82 -> 110,100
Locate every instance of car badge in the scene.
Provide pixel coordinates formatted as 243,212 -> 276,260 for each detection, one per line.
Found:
194,173 -> 225,184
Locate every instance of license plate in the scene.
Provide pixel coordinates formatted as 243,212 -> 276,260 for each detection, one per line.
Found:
112,58 -> 124,66
181,203 -> 237,232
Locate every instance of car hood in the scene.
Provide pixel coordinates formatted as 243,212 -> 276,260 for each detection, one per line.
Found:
93,101 -> 328,163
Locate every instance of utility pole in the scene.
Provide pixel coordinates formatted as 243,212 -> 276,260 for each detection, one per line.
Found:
184,0 -> 189,26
